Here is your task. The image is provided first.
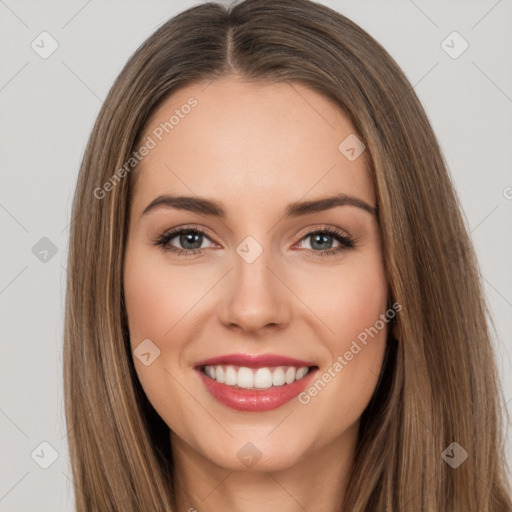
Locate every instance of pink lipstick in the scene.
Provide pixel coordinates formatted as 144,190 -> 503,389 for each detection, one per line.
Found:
195,353 -> 318,412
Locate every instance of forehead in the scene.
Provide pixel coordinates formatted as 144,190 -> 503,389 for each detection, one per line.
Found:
130,77 -> 374,217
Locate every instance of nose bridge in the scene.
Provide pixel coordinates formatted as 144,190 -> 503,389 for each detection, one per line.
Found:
220,233 -> 289,332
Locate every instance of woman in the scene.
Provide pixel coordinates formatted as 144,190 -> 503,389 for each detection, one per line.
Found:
63,0 -> 512,510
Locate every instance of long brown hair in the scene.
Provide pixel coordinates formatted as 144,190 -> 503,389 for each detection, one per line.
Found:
63,0 -> 512,509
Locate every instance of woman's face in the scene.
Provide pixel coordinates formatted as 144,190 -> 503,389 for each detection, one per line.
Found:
123,77 -> 389,472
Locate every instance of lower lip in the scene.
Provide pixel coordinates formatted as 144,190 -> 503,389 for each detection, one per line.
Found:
197,368 -> 318,412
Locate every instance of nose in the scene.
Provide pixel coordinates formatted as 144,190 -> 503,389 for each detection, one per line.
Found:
217,246 -> 291,335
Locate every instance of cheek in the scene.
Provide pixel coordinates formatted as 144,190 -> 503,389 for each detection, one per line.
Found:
122,246 -> 193,416
123,247 -> 205,347
337,267 -> 388,344
295,250 -> 388,351
294,250 -> 389,422
123,247 -> 202,426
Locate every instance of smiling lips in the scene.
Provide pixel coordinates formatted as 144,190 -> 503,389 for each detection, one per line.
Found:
195,353 -> 318,412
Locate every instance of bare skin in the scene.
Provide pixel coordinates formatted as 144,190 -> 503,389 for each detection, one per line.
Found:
123,76 -> 389,512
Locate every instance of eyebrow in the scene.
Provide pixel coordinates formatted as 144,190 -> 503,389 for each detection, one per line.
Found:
141,193 -> 377,219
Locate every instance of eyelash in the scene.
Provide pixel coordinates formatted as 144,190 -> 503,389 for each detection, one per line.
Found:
152,225 -> 357,258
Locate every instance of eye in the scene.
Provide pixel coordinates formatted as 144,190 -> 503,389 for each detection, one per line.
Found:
152,225 -> 357,257
152,226 -> 215,256
295,226 -> 356,257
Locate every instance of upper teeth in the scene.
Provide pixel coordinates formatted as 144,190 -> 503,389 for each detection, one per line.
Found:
203,365 -> 310,389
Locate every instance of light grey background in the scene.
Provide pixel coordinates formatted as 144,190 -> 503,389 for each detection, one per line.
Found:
1,0 -> 511,510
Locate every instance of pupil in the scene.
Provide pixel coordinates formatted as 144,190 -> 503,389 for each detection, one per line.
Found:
312,234 -> 332,250
181,232 -> 201,249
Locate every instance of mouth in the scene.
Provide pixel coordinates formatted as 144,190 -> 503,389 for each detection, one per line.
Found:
195,354 -> 318,412
199,364 -> 314,389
